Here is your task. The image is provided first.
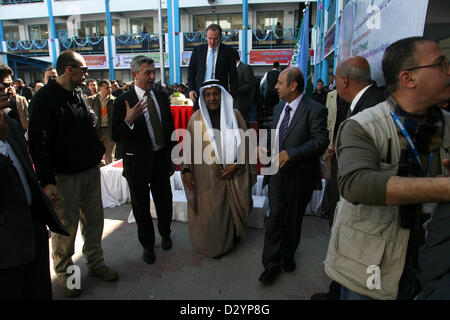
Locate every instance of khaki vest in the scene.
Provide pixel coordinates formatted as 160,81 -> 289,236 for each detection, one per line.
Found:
324,99 -> 450,300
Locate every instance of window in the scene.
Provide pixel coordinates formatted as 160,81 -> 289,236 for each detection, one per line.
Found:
78,20 -> 120,37
130,17 -> 153,34
162,16 -> 168,33
56,23 -> 68,39
4,26 -> 19,41
28,24 -> 48,40
193,13 -> 242,32
256,11 -> 284,30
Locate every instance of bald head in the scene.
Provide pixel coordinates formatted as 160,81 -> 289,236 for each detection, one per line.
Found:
336,56 -> 372,85
335,56 -> 373,103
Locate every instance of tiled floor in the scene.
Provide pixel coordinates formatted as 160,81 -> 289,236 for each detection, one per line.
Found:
50,203 -> 332,300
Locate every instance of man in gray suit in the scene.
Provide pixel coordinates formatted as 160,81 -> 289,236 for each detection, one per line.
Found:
235,56 -> 256,125
259,67 -> 329,285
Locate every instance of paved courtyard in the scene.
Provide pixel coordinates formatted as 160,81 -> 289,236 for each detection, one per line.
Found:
50,203 -> 331,300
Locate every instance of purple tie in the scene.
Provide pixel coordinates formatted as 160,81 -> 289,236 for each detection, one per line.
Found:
278,105 -> 291,147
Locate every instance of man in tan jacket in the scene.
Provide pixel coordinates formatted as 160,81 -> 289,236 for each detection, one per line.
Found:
87,79 -> 116,164
324,37 -> 450,300
0,66 -> 29,132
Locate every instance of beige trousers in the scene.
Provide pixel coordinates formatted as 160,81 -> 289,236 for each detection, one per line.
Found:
51,166 -> 105,279
99,128 -> 116,165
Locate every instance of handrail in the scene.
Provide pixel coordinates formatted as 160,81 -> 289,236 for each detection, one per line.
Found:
6,39 -> 48,50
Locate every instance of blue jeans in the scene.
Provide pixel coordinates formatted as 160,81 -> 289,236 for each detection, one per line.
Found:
340,286 -> 374,300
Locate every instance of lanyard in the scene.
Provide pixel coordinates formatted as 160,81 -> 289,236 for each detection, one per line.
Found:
390,109 -> 434,177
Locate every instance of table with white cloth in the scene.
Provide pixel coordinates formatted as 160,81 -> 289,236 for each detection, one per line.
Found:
100,160 -> 325,229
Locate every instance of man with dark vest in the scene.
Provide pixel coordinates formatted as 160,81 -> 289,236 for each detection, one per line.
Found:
260,62 -> 281,118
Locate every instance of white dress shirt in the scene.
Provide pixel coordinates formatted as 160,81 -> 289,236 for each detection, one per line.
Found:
276,93 -> 304,130
0,139 -> 32,205
260,68 -> 278,89
205,45 -> 219,81
349,84 -> 372,113
128,85 -> 163,151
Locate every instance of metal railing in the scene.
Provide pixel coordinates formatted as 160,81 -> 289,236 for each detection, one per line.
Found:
115,33 -> 162,53
252,28 -> 298,49
6,39 -> 49,56
183,30 -> 239,50
59,36 -> 105,55
1,0 -> 43,4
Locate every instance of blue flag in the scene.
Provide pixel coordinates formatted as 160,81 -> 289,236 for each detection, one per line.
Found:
289,6 -> 310,90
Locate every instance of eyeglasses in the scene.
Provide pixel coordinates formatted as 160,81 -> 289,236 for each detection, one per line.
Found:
69,65 -> 89,74
0,82 -> 13,88
404,60 -> 449,72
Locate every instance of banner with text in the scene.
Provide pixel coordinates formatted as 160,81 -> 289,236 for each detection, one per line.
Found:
338,0 -> 429,86
249,50 -> 293,65
113,52 -> 169,69
84,55 -> 107,69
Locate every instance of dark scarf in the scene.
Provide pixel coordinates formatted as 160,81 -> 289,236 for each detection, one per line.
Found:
392,104 -> 444,229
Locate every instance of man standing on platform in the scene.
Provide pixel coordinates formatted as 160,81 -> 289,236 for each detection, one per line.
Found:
112,56 -> 176,265
28,50 -> 118,298
258,67 -> 329,285
88,79 -> 116,165
187,24 -> 238,110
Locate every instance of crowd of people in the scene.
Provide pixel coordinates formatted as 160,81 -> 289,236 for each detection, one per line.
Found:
0,26 -> 449,301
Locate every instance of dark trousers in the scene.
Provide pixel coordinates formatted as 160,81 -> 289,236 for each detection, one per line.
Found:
327,155 -> 339,227
127,149 -> 173,249
0,216 -> 52,300
262,173 -> 313,269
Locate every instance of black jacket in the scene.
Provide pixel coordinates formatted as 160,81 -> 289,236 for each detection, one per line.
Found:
28,80 -> 105,187
112,87 -> 176,183
0,118 -> 68,270
187,43 -> 238,98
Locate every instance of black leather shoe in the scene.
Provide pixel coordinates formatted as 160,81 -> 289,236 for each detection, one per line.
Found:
282,259 -> 296,273
258,266 -> 281,285
161,236 -> 172,251
143,248 -> 155,264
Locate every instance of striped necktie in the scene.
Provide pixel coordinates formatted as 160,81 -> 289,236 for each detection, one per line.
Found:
145,91 -> 165,147
278,105 -> 292,147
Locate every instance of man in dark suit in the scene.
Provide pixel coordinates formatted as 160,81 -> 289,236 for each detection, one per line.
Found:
87,79 -> 116,165
187,24 -> 238,109
258,67 -> 329,285
235,55 -> 256,124
0,75 -> 68,300
260,62 -> 281,120
112,56 -> 176,265
311,55 -> 386,300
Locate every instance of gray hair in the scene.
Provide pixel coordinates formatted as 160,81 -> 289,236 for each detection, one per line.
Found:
337,59 -> 372,84
130,55 -> 154,74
